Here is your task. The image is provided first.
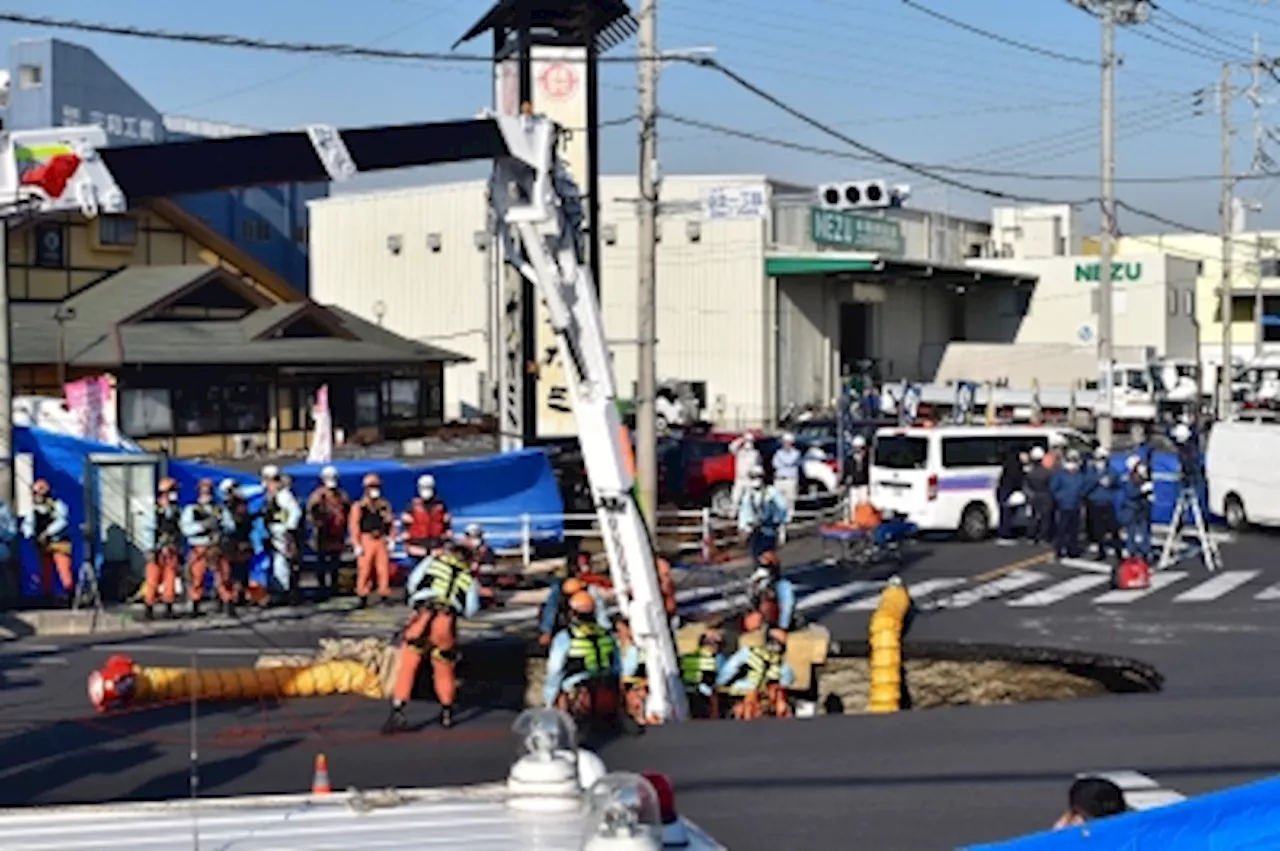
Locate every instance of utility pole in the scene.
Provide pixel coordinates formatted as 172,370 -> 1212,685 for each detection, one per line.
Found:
1248,32 -> 1273,359
1074,0 -> 1149,449
636,0 -> 659,533
0,224 -> 11,507
1220,61 -> 1236,420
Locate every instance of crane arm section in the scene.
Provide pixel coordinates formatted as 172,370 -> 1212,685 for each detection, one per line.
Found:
0,112 -> 686,723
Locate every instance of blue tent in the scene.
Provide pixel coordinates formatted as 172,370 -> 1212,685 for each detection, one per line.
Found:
1107,448 -> 1212,527
965,774 -> 1280,850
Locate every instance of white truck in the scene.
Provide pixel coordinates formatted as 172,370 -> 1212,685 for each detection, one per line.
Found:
0,709 -> 726,850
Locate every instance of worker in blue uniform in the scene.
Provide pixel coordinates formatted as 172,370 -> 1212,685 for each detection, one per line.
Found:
736,466 -> 788,561
745,554 -> 797,633
1049,451 -> 1087,560
717,628 -> 795,719
680,630 -> 727,718
1083,447 -> 1121,561
1118,455 -> 1154,563
543,591 -> 621,715
538,574 -> 610,646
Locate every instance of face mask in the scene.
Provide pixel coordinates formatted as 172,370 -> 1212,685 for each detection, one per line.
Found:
368,488 -> 381,500
751,479 -> 764,489
199,494 -> 212,504
420,488 -> 434,500
325,481 -> 337,490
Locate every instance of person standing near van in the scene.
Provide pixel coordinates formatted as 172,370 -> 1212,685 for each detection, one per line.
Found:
1025,447 -> 1054,545
1118,456 -> 1154,563
1084,447 -> 1121,560
996,449 -> 1025,545
1050,451 -> 1087,559
729,433 -> 762,514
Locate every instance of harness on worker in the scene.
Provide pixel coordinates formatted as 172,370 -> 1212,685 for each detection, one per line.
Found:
225,498 -> 254,558
32,503 -> 54,538
565,622 -> 617,679
155,504 -> 181,550
420,552 -> 474,613
358,499 -> 391,535
680,651 -> 718,688
265,496 -> 288,527
191,502 -> 223,544
743,646 -> 783,692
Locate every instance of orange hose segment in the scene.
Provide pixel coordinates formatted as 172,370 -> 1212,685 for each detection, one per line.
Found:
132,660 -> 385,703
619,424 -> 637,479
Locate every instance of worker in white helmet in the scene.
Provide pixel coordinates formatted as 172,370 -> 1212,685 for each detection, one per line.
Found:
401,473 -> 451,560
306,464 -> 351,601
1118,455 -> 1155,563
847,434 -> 871,502
260,464 -> 302,605
771,433 -> 802,530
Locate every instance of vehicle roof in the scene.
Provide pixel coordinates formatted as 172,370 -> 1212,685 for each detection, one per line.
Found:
874,424 -> 1080,437
0,785 -> 725,850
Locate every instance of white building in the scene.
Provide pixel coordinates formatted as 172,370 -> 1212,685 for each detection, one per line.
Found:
309,176 -> 1028,431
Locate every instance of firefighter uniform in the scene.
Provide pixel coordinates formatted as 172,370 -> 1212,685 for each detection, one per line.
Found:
21,479 -> 73,599
260,465 -> 302,600
142,478 -> 184,618
717,631 -> 795,719
680,637 -> 726,718
401,475 -> 450,560
544,592 -> 621,712
350,473 -> 395,606
383,547 -> 481,733
220,484 -> 255,614
307,466 -> 350,599
180,479 -> 228,614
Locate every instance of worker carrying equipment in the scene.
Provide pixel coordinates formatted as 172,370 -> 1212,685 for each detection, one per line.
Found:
350,472 -> 395,608
544,590 -> 622,724
717,628 -> 795,720
21,478 -> 73,602
679,631 -> 725,719
401,474 -> 451,560
382,542 -> 481,733
140,478 -> 183,620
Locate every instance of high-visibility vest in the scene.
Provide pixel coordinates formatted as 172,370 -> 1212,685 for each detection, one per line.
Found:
680,652 -> 718,687
565,623 -> 617,677
744,647 -> 783,691
422,552 -> 474,611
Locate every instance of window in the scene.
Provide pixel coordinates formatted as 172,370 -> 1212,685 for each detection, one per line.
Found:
1261,258 -> 1280,278
1168,289 -> 1178,317
355,387 -> 380,428
170,383 -> 267,435
222,383 -> 268,432
1183,289 -> 1195,317
96,215 -> 138,248
996,435 -> 1049,459
17,64 -> 41,89
383,378 -> 421,422
941,437 -> 1001,469
240,218 -> 271,242
119,388 -> 173,438
872,436 -> 928,470
1063,433 -> 1096,458
999,289 -> 1032,318
172,385 -> 222,435
1216,296 -> 1255,323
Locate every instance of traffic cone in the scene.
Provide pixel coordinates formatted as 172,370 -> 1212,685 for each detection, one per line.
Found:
311,753 -> 332,795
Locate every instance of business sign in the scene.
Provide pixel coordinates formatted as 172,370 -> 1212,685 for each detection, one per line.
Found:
60,104 -> 157,142
810,207 -> 905,256
1075,261 -> 1143,282
702,184 -> 767,220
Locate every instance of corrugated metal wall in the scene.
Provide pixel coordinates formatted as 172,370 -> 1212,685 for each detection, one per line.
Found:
777,276 -> 831,410
309,176 -> 772,426
309,181 -> 491,421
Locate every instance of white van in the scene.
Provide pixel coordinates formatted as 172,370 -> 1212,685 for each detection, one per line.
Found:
870,424 -> 1093,540
1206,419 -> 1280,530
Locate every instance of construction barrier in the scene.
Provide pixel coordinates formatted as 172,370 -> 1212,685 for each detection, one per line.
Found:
866,578 -> 911,714
87,653 -> 385,712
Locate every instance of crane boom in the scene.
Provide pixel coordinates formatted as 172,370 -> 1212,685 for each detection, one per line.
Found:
2,112 -> 687,722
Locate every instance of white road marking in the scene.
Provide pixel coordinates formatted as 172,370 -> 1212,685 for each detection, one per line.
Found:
839,578 -> 967,611
1058,557 -> 1115,575
795,580 -> 885,612
1092,571 -> 1187,604
1007,575 -> 1113,608
1172,570 -> 1261,603
929,570 -> 1048,609
1254,583 -> 1280,601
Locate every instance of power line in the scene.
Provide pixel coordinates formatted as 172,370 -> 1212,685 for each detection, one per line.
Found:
899,0 -> 1097,65
660,112 -> 1250,183
1149,0 -> 1256,54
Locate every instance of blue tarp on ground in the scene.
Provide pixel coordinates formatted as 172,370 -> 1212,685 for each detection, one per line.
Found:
964,775 -> 1280,850
14,425 -> 563,596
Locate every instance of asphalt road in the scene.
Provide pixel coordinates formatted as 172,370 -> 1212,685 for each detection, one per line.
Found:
4,531 -> 1280,849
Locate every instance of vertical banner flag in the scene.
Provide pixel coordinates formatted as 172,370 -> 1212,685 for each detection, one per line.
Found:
307,385 -> 333,464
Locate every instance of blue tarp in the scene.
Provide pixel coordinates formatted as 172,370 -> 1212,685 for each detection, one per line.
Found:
13,425 -> 564,596
1108,449 -> 1213,527
965,775 -> 1280,850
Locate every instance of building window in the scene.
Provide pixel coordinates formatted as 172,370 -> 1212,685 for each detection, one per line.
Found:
240,218 -> 271,243
17,64 -> 41,89
1261,258 -> 1280,278
34,223 -> 66,268
355,387 -> 380,428
222,382 -> 269,432
170,383 -> 267,435
119,388 -> 174,438
96,215 -> 138,249
1217,296 -> 1255,324
382,378 -> 421,422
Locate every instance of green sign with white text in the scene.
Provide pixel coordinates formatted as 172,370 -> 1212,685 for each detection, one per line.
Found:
810,207 -> 905,256
1075,261 -> 1143,282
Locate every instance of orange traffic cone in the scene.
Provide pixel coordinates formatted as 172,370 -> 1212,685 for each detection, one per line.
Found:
311,753 -> 332,795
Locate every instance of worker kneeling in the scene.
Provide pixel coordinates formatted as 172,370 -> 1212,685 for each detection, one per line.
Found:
382,542 -> 480,733
717,628 -> 795,720
680,631 -> 726,719
543,591 -> 622,724
746,554 -> 796,632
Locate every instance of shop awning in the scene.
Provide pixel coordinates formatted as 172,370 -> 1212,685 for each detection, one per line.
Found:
764,251 -> 1037,286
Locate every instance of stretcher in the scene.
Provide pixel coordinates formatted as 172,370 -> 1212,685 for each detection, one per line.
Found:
820,518 -> 918,568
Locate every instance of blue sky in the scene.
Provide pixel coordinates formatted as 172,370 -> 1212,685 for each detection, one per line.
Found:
3,0 -> 1278,231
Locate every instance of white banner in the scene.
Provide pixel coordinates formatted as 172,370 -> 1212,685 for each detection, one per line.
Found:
307,384 -> 333,464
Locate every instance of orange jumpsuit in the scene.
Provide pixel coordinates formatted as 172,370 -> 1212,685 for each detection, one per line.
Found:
144,502 -> 184,607
26,499 -> 74,595
183,501 -> 230,605
350,497 -> 394,601
392,552 -> 478,709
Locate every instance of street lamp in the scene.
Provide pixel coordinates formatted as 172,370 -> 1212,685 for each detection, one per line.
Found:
52,304 -> 77,390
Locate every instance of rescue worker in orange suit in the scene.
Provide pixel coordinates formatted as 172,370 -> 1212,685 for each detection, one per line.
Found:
140,478 -> 184,620
180,478 -> 228,617
383,541 -> 480,733
401,474 -> 450,560
219,478 -> 254,615
656,556 -> 679,627
306,465 -> 350,601
350,473 -> 395,608
717,627 -> 795,719
21,479 -> 73,603
538,575 -> 610,646
543,591 -> 621,717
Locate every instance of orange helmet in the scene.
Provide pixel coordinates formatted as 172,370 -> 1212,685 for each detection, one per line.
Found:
32,479 -> 50,496
562,578 -> 585,597
362,473 -> 381,488
158,478 -> 177,493
567,591 -> 596,615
